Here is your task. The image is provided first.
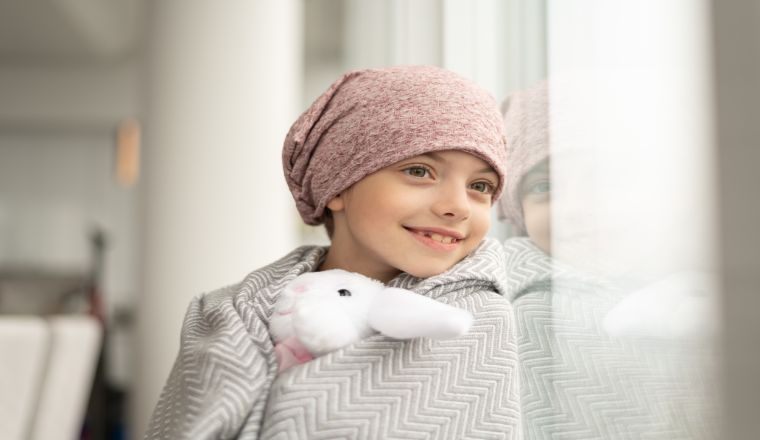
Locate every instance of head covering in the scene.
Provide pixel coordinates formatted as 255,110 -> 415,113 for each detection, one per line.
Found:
497,81 -> 550,233
283,65 -> 507,225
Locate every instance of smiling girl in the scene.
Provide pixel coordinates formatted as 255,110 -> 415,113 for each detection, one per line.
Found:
146,66 -> 520,440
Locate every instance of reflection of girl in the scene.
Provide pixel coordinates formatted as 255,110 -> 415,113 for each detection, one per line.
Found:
514,159 -> 551,254
500,81 -> 716,439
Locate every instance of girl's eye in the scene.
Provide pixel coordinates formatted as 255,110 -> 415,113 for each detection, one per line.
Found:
528,180 -> 551,194
403,166 -> 430,178
470,181 -> 495,194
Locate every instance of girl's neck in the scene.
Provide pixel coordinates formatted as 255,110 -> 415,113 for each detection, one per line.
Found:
318,247 -> 401,284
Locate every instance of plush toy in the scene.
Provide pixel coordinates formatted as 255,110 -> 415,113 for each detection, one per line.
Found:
270,269 -> 473,372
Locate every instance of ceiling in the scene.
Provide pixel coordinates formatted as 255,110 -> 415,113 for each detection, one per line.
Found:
0,1 -> 347,65
0,0 -> 143,63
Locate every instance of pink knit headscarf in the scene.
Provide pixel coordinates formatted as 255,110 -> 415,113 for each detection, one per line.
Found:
282,66 -> 508,225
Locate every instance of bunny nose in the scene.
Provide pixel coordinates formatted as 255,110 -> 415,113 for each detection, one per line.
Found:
292,285 -> 307,294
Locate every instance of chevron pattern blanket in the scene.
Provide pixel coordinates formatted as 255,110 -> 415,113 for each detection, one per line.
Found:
503,238 -> 717,440
145,238 -> 521,440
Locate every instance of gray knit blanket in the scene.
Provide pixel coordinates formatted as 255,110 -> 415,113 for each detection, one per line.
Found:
503,237 -> 717,440
145,238 -> 521,440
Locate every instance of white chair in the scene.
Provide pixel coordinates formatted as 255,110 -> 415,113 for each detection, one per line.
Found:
0,315 -> 101,440
0,317 -> 50,440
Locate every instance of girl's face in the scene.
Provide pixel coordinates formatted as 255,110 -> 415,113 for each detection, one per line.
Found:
322,150 -> 499,283
520,160 -> 551,255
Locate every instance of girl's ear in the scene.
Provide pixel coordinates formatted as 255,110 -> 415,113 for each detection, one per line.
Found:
326,194 -> 345,212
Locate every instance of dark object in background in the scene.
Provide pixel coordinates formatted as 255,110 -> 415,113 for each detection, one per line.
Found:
80,229 -> 129,440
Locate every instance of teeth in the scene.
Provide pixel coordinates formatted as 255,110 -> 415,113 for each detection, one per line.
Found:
423,232 -> 456,244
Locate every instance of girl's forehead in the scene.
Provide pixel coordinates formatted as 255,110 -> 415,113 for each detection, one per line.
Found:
401,150 -> 497,173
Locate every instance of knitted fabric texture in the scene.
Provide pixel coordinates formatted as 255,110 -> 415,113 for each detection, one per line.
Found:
282,65 -> 507,225
498,81 -> 550,233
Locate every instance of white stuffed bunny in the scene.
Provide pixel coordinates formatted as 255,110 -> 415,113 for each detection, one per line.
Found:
270,269 -> 473,372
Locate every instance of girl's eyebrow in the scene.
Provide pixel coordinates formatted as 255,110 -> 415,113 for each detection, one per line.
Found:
420,152 -> 496,175
419,152 -> 446,163
524,165 -> 549,180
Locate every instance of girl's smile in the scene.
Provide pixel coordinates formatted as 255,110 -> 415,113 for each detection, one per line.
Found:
319,150 -> 499,282
404,226 -> 464,250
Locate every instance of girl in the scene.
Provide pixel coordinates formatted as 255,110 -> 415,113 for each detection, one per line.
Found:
145,66 -> 521,440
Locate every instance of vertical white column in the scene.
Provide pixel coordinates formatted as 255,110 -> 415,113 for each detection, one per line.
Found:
133,0 -> 301,435
343,0 -> 442,69
343,0 -> 392,68
443,0 -> 528,100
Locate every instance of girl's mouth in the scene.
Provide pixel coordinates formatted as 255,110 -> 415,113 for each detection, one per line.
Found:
404,227 -> 463,250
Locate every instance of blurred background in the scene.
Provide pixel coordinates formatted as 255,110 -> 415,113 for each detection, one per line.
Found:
0,0 -> 757,439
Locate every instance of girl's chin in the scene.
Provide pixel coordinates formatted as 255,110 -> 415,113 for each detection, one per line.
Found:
400,261 -> 460,279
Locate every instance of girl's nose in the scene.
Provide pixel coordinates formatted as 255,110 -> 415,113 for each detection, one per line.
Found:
431,183 -> 471,221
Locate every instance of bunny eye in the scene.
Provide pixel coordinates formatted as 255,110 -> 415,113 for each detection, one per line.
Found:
338,289 -> 352,297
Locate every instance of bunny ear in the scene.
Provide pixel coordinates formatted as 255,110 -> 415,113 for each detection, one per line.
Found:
367,288 -> 472,340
